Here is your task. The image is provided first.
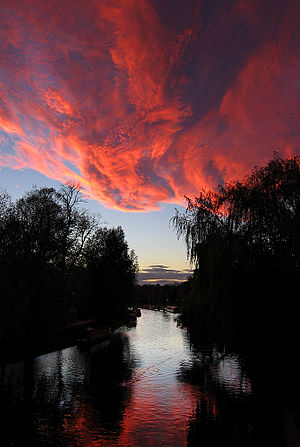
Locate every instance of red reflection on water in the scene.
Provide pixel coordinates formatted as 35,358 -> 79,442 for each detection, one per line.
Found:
118,382 -> 197,446
62,402 -> 106,447
60,380 -> 215,446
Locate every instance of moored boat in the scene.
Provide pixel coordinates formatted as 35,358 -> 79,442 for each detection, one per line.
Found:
126,311 -> 137,326
165,305 -> 181,313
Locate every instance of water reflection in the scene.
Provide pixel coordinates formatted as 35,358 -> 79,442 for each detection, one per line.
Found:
178,348 -> 252,398
178,345 -> 293,446
0,310 -> 300,446
114,311 -> 197,447
0,334 -> 136,446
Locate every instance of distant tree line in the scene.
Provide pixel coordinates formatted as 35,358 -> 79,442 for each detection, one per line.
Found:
135,281 -> 191,308
0,181 -> 138,337
172,154 -> 300,349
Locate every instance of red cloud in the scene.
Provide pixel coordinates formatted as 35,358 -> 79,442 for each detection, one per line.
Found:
0,0 -> 299,211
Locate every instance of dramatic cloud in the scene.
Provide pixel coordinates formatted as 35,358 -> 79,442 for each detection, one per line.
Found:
138,265 -> 193,284
0,0 -> 299,211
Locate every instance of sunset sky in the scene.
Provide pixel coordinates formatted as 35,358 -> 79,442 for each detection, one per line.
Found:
0,0 -> 299,283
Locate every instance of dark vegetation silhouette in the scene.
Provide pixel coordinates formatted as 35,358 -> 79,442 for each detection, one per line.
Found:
171,154 -> 300,445
171,154 -> 300,350
84,226 -> 138,322
0,181 -> 138,349
135,281 -> 190,309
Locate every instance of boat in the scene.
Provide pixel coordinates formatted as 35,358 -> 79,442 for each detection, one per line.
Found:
126,311 -> 137,326
77,327 -> 112,348
165,305 -> 181,313
135,308 -> 142,317
125,307 -> 141,325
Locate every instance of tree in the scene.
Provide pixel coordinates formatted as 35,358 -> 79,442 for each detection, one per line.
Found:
15,187 -> 62,266
0,190 -> 19,265
172,154 -> 300,346
84,226 -> 138,323
0,182 -> 138,333
56,180 -> 99,269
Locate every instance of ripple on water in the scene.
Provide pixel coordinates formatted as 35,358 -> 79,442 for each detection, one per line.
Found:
0,309 -> 255,447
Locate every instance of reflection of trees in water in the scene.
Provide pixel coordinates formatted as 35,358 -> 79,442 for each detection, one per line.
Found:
0,359 -> 37,445
177,348 -> 286,446
83,333 -> 136,434
0,332 -> 137,446
51,334 -> 137,446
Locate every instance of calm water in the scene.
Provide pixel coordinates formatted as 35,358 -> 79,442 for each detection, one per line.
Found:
1,309 -> 299,446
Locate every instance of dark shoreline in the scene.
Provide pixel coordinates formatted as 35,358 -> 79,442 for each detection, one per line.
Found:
0,318 -> 130,365
0,320 -> 94,365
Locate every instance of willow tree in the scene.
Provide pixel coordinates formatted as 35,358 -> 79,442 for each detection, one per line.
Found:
172,154 -> 300,346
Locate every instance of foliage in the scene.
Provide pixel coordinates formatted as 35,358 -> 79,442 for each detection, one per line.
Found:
0,183 -> 138,334
84,226 -> 138,322
171,154 -> 300,348
135,281 -> 191,308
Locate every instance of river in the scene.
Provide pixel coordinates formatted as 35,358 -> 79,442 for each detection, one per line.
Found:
0,309 -> 299,446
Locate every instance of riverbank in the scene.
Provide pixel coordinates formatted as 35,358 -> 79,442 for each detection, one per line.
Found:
0,320 -> 94,365
0,309 -> 139,365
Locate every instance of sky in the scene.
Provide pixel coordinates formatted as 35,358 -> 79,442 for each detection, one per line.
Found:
0,0 -> 299,283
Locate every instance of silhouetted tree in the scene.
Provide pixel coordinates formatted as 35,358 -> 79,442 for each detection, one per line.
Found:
15,187 -> 62,266
56,180 -> 99,269
84,226 -> 138,323
0,183 -> 138,337
172,154 -> 300,347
